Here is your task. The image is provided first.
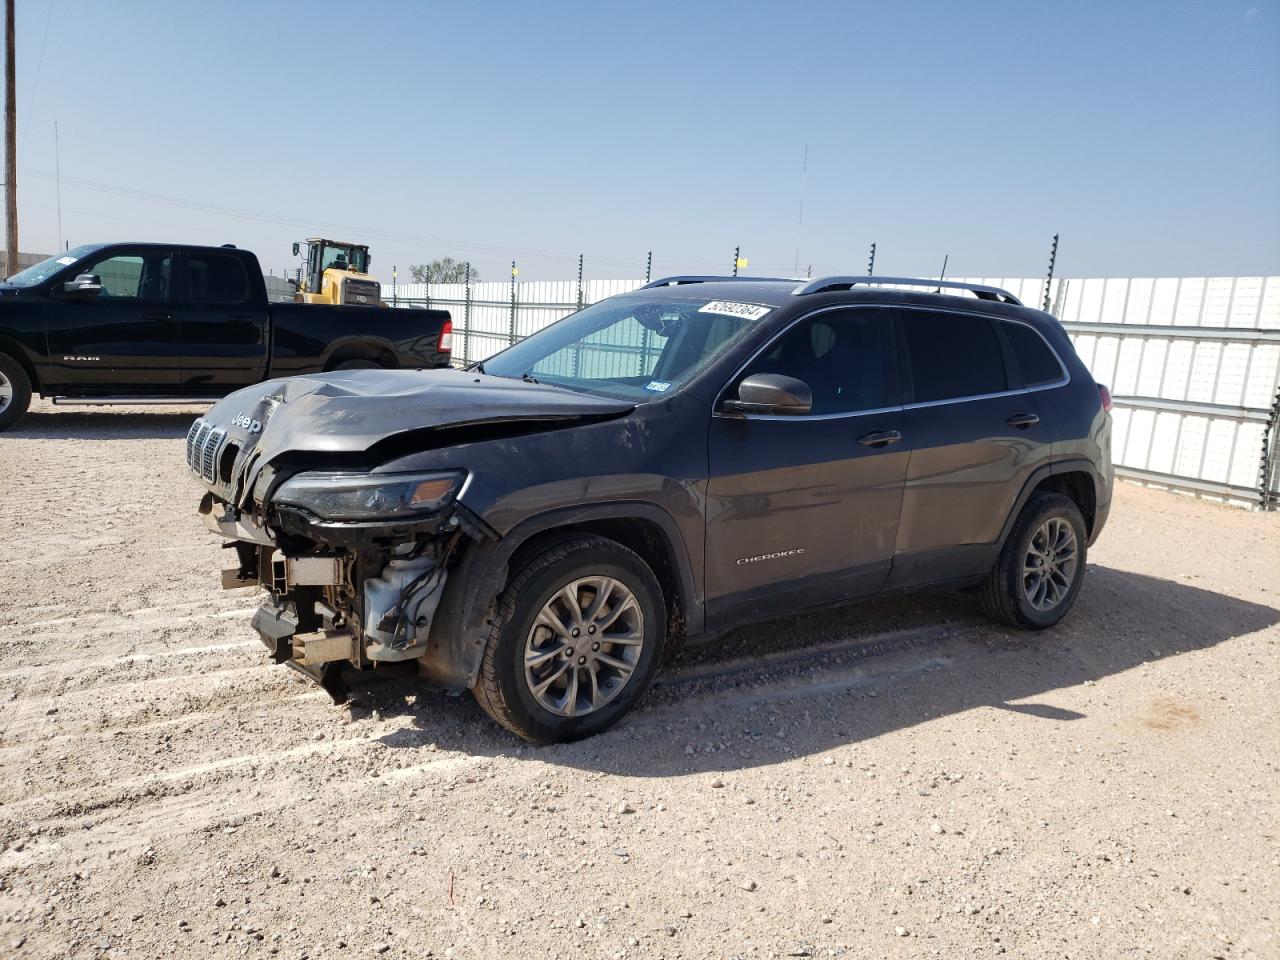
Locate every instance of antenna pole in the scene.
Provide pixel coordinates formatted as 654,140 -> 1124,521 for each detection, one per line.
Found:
793,143 -> 807,275
1042,233 -> 1059,312
645,250 -> 652,284
732,245 -> 740,277
867,242 -> 876,276
938,253 -> 949,282
54,121 -> 63,253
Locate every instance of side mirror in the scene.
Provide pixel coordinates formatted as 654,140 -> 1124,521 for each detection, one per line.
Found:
292,242 -> 300,256
722,373 -> 812,416
63,273 -> 103,298
286,277 -> 298,287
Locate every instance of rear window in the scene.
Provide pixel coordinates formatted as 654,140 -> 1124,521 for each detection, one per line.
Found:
900,310 -> 1007,403
1002,321 -> 1065,386
187,254 -> 249,303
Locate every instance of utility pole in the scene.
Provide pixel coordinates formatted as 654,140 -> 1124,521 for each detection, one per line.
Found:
4,0 -> 17,278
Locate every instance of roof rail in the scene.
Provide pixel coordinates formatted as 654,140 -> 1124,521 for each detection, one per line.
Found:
792,276 -> 1021,305
641,275 -> 797,289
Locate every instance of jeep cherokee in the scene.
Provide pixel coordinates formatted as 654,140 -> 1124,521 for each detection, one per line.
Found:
187,275 -> 1113,743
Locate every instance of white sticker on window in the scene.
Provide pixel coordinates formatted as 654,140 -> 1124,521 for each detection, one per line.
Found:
645,380 -> 672,393
698,300 -> 771,321
56,256 -> 77,265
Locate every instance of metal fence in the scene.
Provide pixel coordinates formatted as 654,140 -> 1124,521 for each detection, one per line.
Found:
389,274 -> 1280,510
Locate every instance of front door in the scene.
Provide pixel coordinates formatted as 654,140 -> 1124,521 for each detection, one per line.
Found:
43,247 -> 179,391
175,250 -> 269,395
705,306 -> 908,627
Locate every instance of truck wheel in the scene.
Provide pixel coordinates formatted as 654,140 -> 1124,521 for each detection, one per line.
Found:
0,353 -> 32,431
473,535 -> 665,743
334,359 -> 381,370
979,492 -> 1088,630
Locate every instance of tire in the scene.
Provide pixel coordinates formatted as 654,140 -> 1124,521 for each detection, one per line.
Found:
334,359 -> 382,370
979,492 -> 1088,630
473,535 -> 665,743
0,353 -> 32,432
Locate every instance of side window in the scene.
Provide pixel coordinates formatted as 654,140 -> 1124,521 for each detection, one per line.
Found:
900,310 -> 1007,403
81,253 -> 172,300
739,308 -> 895,414
187,254 -> 249,304
1002,321 -> 1065,386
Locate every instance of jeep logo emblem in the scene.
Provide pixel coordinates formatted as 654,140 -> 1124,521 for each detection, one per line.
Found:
231,413 -> 262,434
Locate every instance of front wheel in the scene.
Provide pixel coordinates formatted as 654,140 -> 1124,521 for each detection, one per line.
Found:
979,492 -> 1088,630
0,353 -> 32,431
473,535 -> 665,743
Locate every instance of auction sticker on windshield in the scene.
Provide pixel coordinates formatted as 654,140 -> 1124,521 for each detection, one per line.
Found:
698,301 -> 772,321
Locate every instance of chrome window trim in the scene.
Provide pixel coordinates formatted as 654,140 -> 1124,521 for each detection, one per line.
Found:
731,403 -> 906,423
712,303 -> 1071,422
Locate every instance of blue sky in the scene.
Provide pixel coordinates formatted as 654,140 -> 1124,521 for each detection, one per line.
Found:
8,0 -> 1279,281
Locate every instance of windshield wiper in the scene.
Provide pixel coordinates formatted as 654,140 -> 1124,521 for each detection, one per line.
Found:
521,371 -> 541,384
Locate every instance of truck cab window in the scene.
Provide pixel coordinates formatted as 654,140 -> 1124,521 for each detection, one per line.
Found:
187,254 -> 250,304
82,253 -> 172,300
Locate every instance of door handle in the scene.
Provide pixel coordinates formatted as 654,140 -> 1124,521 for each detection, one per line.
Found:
143,313 -> 172,321
857,429 -> 903,448
1007,412 -> 1040,428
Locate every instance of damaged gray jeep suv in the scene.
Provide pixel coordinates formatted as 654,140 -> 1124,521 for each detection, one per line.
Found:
189,275 -> 1113,742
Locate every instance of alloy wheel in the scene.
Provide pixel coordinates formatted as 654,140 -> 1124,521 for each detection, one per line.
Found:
523,576 -> 645,717
1022,516 -> 1079,611
0,370 -> 11,413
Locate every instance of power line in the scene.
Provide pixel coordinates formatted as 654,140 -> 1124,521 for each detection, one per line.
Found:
21,0 -> 53,144
17,165 -> 814,276
19,165 -> 655,268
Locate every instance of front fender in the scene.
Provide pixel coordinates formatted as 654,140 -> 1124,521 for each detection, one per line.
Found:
421,500 -> 702,690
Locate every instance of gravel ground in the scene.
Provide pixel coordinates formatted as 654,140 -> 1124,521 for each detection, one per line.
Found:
1,399 -> 1277,960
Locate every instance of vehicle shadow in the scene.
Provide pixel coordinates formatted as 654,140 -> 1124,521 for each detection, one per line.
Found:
3,408 -> 205,441
360,565 -> 1279,776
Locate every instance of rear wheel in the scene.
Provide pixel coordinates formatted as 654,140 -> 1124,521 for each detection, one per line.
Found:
979,492 -> 1087,629
473,535 -> 665,743
0,353 -> 32,431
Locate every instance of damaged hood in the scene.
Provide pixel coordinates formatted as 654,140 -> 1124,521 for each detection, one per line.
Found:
189,368 -> 635,502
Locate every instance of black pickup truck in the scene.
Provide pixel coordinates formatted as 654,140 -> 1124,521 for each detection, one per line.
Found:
0,242 -> 452,430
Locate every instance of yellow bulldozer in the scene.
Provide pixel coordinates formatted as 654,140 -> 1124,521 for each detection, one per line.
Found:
291,238 -> 383,306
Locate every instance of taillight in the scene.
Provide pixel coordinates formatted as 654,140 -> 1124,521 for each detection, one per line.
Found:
1098,383 -> 1113,412
437,319 -> 453,353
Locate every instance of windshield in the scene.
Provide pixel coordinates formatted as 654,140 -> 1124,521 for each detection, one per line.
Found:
481,296 -> 773,400
320,243 -> 369,274
3,244 -> 102,287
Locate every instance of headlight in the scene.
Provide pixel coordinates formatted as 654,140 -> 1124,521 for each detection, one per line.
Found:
272,470 -> 465,522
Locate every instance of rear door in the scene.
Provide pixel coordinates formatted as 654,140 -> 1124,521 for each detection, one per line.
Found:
175,250 -> 269,394
705,306 -> 909,626
889,307 -> 1054,586
43,247 -> 179,390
